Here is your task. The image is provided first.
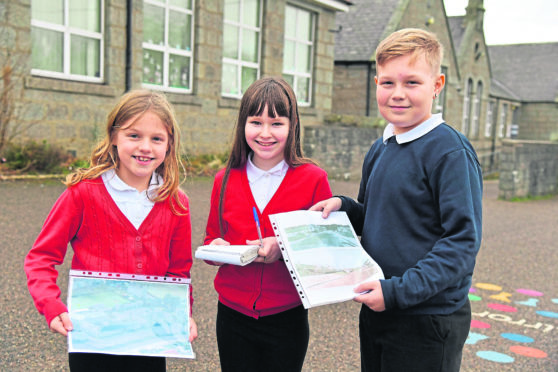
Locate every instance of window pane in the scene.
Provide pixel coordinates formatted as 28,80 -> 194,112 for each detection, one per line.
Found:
285,6 -> 296,38
32,0 -> 63,24
70,35 -> 100,77
169,0 -> 192,8
297,10 -> 312,41
222,63 -> 239,95
143,3 -> 165,45
296,43 -> 311,73
169,54 -> 190,89
223,24 -> 239,59
224,0 -> 240,22
241,66 -> 257,94
169,11 -> 191,50
296,76 -> 310,103
283,40 -> 295,71
69,0 -> 101,32
243,0 -> 260,27
31,27 -> 63,72
143,49 -> 164,85
241,29 -> 258,63
282,74 -> 294,87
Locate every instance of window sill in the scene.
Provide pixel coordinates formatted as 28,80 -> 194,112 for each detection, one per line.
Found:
25,76 -> 118,97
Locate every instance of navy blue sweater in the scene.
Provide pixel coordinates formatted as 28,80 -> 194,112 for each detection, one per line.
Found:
341,123 -> 483,315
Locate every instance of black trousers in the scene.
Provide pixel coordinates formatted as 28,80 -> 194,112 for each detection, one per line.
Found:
216,302 -> 309,372
359,300 -> 471,372
68,353 -> 165,372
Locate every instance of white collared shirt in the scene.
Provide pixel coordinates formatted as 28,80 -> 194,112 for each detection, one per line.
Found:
101,169 -> 162,229
383,113 -> 445,144
246,156 -> 289,212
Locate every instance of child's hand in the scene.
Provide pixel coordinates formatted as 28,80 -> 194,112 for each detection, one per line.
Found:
353,280 -> 386,312
189,317 -> 198,342
309,197 -> 342,218
49,312 -> 73,336
206,238 -> 230,266
248,237 -> 281,264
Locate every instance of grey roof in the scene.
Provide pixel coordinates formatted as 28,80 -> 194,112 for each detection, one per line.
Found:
488,43 -> 558,102
489,78 -> 521,101
334,0 -> 402,61
447,16 -> 466,50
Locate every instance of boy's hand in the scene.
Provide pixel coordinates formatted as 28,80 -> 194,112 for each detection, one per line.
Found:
309,197 -> 342,218
248,237 -> 281,264
189,317 -> 198,342
353,280 -> 386,312
49,312 -> 73,336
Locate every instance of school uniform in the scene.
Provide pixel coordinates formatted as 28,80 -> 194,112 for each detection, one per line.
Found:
205,159 -> 332,371
341,114 -> 483,372
25,170 -> 192,372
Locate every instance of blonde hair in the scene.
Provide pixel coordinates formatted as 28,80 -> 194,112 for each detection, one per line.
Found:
65,89 -> 187,215
375,28 -> 444,75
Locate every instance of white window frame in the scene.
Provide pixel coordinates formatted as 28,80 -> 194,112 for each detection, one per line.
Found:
498,103 -> 508,138
282,5 -> 316,107
221,0 -> 263,99
484,100 -> 494,138
30,0 -> 105,83
142,0 -> 195,93
471,81 -> 482,138
510,105 -> 519,138
462,79 -> 473,136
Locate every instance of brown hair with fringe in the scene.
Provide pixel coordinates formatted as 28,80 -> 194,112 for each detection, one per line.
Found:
218,76 -> 316,235
375,28 -> 444,75
64,89 -> 187,215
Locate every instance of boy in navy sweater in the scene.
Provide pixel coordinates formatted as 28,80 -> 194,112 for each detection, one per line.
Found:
311,28 -> 483,372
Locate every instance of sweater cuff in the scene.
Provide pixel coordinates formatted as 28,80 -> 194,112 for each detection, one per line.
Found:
43,300 -> 69,327
380,279 -> 396,311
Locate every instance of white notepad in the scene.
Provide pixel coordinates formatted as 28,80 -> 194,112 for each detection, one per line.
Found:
195,245 -> 260,266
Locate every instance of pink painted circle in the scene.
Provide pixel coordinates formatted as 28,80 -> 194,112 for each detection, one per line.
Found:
470,319 -> 491,329
515,288 -> 544,296
509,345 -> 547,358
487,303 -> 517,312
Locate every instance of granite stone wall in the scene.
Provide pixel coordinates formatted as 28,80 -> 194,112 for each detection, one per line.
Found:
499,140 -> 558,199
303,125 -> 382,180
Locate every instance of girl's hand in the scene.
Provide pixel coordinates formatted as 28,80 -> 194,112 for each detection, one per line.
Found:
49,312 -> 73,336
206,238 -> 230,266
189,317 -> 198,342
353,280 -> 386,312
247,237 -> 282,264
309,197 -> 342,218
210,238 -> 230,246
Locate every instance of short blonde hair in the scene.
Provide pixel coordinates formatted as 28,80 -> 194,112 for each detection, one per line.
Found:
375,28 -> 443,74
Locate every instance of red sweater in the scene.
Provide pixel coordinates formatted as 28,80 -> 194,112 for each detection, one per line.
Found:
24,177 -> 193,326
204,163 -> 332,318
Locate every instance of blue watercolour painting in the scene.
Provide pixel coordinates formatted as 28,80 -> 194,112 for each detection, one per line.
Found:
67,271 -> 194,359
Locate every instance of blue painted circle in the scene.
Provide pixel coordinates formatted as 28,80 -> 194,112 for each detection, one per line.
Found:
500,333 -> 534,343
476,351 -> 514,363
536,310 -> 558,319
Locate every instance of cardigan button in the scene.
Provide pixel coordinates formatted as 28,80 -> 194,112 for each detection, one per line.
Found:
137,263 -> 143,269
135,236 -> 141,241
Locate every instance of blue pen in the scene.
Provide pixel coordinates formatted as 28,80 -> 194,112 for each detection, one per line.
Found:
252,207 -> 264,247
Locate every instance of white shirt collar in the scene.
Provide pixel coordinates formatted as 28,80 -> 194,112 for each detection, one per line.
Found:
102,168 -> 162,197
383,113 -> 444,144
246,155 -> 288,183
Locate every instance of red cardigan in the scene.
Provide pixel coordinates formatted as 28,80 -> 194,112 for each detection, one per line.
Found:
24,177 -> 193,326
204,163 -> 332,318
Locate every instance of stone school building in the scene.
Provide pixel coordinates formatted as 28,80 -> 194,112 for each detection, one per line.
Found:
1,0 -> 350,157
330,0 -> 558,175
1,0 -> 557,180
